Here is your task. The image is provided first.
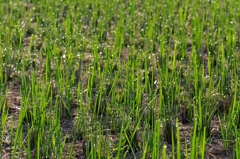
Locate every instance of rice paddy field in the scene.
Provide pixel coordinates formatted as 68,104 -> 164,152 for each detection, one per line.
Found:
0,0 -> 240,158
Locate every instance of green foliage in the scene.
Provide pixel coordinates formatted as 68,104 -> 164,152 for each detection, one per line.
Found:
0,0 -> 239,158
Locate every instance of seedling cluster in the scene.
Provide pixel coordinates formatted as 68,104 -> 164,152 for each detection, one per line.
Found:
0,0 -> 240,158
